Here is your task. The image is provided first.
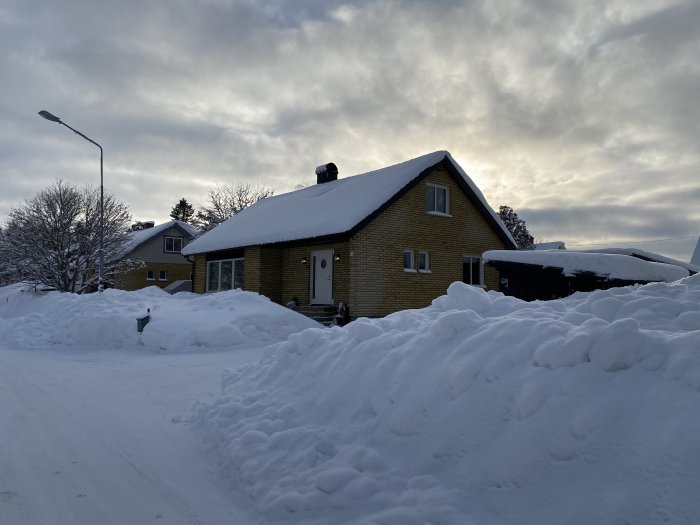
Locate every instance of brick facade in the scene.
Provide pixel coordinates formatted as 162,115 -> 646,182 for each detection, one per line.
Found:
118,261 -> 193,291
348,166 -> 505,316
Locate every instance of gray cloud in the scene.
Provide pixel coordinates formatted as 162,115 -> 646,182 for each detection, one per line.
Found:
1,0 -> 698,261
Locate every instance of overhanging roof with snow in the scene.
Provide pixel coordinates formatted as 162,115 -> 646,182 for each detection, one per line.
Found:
183,151 -> 515,255
483,250 -> 690,283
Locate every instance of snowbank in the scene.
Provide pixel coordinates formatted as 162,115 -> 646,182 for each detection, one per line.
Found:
195,276 -> 700,524
0,284 -> 318,352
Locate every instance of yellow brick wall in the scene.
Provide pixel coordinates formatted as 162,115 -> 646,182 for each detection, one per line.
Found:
279,242 -> 349,306
117,261 -> 193,291
192,254 -> 207,293
348,166 -> 506,317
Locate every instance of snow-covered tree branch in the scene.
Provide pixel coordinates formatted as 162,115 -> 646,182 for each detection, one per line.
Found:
2,180 -> 136,292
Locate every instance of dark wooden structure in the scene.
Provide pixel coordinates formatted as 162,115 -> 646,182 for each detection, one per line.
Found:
487,260 -> 648,302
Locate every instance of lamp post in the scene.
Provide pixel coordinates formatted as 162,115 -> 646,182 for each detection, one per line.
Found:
38,110 -> 105,292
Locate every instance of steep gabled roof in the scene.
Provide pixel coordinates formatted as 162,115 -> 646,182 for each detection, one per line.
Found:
120,220 -> 198,259
183,151 -> 515,255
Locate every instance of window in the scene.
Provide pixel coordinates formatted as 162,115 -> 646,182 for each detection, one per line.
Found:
159,270 -> 168,281
463,256 -> 483,286
426,184 -> 449,215
418,251 -> 430,272
403,250 -> 415,272
207,258 -> 245,292
164,236 -> 184,253
146,269 -> 155,281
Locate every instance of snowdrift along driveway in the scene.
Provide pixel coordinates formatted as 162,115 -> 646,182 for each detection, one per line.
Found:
195,276 -> 700,524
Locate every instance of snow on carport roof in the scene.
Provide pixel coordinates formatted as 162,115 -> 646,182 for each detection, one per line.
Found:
483,249 -> 690,283
182,151 -> 514,255
582,247 -> 699,274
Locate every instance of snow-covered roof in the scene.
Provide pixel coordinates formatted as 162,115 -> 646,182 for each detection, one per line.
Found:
483,249 -> 689,283
583,247 -> 699,274
183,151 -> 514,255
120,220 -> 198,258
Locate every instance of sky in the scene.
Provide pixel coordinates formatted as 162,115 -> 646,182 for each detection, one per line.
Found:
1,0 -> 698,261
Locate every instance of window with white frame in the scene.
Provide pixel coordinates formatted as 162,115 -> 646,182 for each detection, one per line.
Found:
463,256 -> 483,286
426,184 -> 449,215
164,236 -> 184,253
403,250 -> 415,272
146,269 -> 155,281
418,251 -> 430,272
159,270 -> 168,281
207,258 -> 244,292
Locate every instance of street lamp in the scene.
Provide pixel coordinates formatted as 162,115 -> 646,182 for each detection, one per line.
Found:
38,110 -> 105,292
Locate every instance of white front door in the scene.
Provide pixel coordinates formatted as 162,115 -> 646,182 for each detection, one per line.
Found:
310,250 -> 333,304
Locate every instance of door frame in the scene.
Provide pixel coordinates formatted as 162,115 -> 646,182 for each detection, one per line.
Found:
309,249 -> 334,304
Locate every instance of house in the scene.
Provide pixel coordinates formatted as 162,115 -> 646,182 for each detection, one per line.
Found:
115,220 -> 198,292
483,249 -> 690,301
182,150 -> 516,317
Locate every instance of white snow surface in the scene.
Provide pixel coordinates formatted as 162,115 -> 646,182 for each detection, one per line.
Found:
483,249 -> 689,282
0,284 -> 318,352
182,150 -> 514,255
2,277 -> 700,524
195,275 -> 700,524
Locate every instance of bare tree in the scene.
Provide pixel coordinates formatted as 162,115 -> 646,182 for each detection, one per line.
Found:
195,182 -> 274,233
2,180 -> 137,292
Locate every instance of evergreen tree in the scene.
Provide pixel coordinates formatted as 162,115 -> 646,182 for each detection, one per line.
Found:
170,198 -> 195,223
498,205 -> 535,250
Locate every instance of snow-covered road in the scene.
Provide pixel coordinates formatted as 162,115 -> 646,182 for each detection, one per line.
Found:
0,345 -> 261,525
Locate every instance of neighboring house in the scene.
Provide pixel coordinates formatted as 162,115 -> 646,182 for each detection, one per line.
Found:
115,220 -> 198,292
483,250 -> 690,301
182,150 -> 516,317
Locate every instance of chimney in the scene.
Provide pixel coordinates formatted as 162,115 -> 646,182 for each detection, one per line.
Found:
315,163 -> 338,184
142,221 -> 155,229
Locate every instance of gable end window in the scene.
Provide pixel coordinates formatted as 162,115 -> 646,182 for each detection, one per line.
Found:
463,256 -> 484,286
418,251 -> 430,273
426,184 -> 450,215
403,250 -> 416,272
164,236 -> 184,253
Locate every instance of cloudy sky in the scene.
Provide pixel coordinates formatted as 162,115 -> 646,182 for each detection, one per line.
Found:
2,0 -> 698,260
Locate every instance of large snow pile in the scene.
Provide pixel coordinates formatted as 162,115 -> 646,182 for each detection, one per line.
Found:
196,276 -> 700,524
0,284 -> 318,351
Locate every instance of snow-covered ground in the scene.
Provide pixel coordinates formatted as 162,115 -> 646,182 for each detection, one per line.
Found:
2,278 -> 700,524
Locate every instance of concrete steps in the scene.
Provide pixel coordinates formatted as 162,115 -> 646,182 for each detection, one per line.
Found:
291,304 -> 338,326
